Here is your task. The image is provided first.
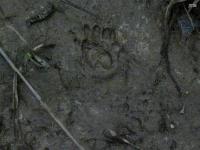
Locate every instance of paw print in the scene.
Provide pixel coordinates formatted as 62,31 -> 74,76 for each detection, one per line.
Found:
74,24 -> 124,79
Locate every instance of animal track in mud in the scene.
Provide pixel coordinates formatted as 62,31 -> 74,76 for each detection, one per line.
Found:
58,69 -> 83,90
75,24 -> 124,79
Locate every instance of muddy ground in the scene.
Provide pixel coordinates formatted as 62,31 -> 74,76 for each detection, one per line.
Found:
0,0 -> 200,150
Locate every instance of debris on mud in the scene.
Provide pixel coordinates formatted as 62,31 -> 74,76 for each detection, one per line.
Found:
1,0 -> 200,150
26,2 -> 55,26
178,15 -> 200,37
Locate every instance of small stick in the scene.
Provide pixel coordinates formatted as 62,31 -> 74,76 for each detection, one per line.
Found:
184,5 -> 195,30
6,25 -> 28,45
13,73 -> 19,109
188,0 -> 200,12
60,0 -> 97,17
0,6 -> 28,45
0,5 -> 5,18
0,47 -> 86,150
165,0 -> 187,22
12,71 -> 23,142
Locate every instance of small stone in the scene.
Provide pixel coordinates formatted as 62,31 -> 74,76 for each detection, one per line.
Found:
185,91 -> 189,95
180,105 -> 185,114
170,123 -> 175,129
189,4 -> 197,9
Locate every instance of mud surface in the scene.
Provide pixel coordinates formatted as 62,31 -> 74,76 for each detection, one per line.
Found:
0,0 -> 200,150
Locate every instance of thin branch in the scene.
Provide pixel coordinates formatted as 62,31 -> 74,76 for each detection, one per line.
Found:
188,0 -> 200,12
184,5 -> 195,30
12,72 -> 20,142
0,47 -> 86,150
0,5 -> 5,18
60,0 -> 97,18
6,25 -> 28,45
13,73 -> 19,110
165,0 -> 187,22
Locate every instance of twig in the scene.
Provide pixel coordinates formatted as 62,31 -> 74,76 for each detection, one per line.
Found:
0,6 -> 28,45
12,71 -> 20,142
12,72 -> 19,110
0,5 -> 5,18
157,0 -> 184,97
188,0 -> 200,12
0,47 -> 86,150
60,0 -> 97,17
6,25 -> 28,45
165,0 -> 187,22
184,5 -> 195,30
